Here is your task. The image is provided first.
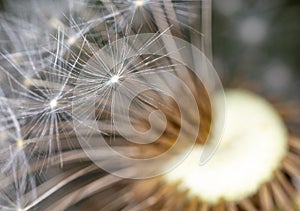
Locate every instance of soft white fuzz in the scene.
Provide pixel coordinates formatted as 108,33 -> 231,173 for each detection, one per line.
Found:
164,89 -> 288,203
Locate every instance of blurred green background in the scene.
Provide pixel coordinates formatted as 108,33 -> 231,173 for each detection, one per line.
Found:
212,0 -> 300,96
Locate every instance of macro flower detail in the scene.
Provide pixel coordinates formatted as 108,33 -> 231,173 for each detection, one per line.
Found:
0,0 -> 299,211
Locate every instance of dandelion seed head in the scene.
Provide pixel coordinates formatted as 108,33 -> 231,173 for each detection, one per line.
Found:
67,36 -> 77,46
164,89 -> 288,203
134,0 -> 145,7
17,139 -> 24,148
50,98 -> 58,109
49,17 -> 64,29
23,78 -> 33,87
109,75 -> 120,84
